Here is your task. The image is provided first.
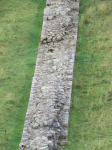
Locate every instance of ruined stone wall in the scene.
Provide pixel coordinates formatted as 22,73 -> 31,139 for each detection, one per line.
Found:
19,0 -> 80,149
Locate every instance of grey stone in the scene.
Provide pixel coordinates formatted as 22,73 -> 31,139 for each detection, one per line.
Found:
49,69 -> 54,73
46,0 -> 51,6
65,18 -> 72,26
48,140 -> 53,146
41,35 -> 47,41
60,129 -> 68,137
59,140 -> 68,146
56,36 -> 61,41
63,106 -> 70,111
60,100 -> 65,104
47,37 -> 52,43
65,31 -> 69,35
53,122 -> 60,128
66,76 -> 73,81
52,36 -> 56,42
47,16 -> 53,20
33,123 -> 39,129
47,60 -> 53,64
44,8 -> 52,16
38,146 -> 49,150
43,121 -> 48,125
57,103 -> 63,107
33,148 -> 37,150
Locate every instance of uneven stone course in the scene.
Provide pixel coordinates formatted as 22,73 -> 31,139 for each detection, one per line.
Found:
20,0 -> 79,149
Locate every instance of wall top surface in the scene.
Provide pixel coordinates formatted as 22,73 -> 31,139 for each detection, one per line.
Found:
20,0 -> 79,149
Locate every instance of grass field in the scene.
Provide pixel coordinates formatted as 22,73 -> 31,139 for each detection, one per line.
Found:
0,0 -> 46,149
63,0 -> 112,149
1,0 -> 112,150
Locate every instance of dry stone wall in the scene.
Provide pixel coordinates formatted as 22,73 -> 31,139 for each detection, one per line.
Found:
19,0 -> 80,149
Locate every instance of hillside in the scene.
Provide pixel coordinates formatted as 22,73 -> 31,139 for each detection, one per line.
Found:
64,0 -> 112,149
0,0 -> 46,149
0,0 -> 112,149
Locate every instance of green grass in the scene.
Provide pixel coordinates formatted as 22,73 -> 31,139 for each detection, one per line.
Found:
1,0 -> 112,149
0,0 -> 46,149
63,0 -> 112,150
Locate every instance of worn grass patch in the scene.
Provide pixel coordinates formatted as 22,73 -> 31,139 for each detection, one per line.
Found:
63,0 -> 112,149
0,0 -> 46,149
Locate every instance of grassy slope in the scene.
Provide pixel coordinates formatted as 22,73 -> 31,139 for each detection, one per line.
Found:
64,0 -> 112,150
0,0 -> 46,149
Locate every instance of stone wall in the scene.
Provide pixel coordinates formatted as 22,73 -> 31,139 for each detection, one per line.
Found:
19,0 -> 80,149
